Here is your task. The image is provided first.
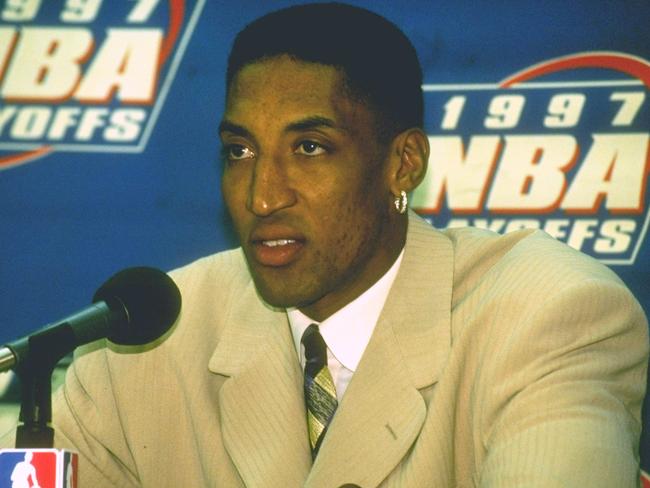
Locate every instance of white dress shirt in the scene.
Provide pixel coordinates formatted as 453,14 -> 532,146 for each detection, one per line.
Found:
287,249 -> 404,401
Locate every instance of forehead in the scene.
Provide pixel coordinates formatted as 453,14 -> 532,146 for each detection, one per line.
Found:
229,56 -> 339,99
224,56 -> 374,133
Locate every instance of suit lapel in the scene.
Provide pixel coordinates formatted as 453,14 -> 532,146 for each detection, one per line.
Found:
307,213 -> 453,487
208,282 -> 311,487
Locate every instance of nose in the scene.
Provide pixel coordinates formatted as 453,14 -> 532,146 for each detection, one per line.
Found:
247,155 -> 296,217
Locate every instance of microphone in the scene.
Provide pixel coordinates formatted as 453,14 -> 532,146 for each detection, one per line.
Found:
0,267 -> 181,373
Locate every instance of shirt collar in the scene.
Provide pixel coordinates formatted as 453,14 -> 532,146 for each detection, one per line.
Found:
287,249 -> 404,371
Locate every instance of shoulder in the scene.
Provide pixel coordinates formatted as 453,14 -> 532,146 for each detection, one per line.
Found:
408,213 -> 624,297
73,247 -> 256,373
163,247 -> 256,345
442,225 -> 624,300
408,215 -> 646,338
439,225 -> 647,366
169,247 -> 252,299
64,247 -> 258,406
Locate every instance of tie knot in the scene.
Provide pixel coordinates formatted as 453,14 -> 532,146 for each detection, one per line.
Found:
301,323 -> 327,364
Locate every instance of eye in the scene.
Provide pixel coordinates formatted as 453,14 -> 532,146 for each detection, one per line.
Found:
295,140 -> 326,156
223,144 -> 255,161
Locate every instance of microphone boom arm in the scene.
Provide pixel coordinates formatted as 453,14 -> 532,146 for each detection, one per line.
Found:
11,302 -> 127,448
14,322 -> 77,448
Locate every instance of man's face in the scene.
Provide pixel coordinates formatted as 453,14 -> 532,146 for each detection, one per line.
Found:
220,55 -> 404,320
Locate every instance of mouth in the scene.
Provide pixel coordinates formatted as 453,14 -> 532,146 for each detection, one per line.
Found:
250,233 -> 305,267
260,239 -> 297,247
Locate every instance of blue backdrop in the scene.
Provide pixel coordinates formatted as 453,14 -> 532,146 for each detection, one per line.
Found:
1,0 -> 648,478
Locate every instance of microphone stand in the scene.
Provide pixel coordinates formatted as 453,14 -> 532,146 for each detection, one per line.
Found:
12,324 -> 76,448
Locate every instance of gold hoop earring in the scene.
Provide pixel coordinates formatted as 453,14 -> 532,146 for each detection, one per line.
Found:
394,190 -> 407,214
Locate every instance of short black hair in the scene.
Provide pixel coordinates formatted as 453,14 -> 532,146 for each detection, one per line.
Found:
226,2 -> 423,141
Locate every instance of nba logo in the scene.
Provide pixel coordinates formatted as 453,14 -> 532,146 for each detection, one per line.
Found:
0,449 -> 77,488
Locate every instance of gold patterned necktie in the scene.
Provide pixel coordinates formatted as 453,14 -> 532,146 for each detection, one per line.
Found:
301,323 -> 338,458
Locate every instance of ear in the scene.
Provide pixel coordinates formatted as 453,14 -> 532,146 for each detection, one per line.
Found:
388,128 -> 429,196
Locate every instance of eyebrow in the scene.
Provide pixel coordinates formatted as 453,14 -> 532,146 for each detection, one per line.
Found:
219,120 -> 254,139
285,115 -> 348,134
219,115 -> 348,139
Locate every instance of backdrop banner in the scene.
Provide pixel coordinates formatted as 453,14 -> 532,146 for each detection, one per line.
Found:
0,0 -> 648,480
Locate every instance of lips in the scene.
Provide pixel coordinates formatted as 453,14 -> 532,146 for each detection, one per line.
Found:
249,227 -> 305,267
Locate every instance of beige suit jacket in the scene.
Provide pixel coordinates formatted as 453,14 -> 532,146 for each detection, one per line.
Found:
13,214 -> 647,486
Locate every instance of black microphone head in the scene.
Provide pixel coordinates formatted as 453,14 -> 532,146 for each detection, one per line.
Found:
93,267 -> 181,346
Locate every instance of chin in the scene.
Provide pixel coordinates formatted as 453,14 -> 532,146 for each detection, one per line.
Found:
254,282 -> 298,309
254,280 -> 316,311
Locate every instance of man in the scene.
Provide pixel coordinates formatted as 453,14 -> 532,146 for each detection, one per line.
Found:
3,3 -> 648,487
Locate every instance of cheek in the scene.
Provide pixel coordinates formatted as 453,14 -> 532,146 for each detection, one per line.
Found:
222,166 -> 246,201
221,173 -> 249,229
220,171 -> 234,202
340,178 -> 390,249
321,199 -> 376,260
330,170 -> 385,219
